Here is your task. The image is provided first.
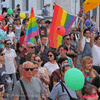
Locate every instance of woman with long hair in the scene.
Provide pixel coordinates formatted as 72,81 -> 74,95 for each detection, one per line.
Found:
1,19 -> 7,32
19,27 -> 27,57
15,19 -> 22,42
26,52 -> 36,61
6,24 -> 16,49
81,56 -> 98,84
0,48 -> 7,94
43,50 -> 59,76
69,32 -> 79,67
69,32 -> 79,49
82,84 -> 99,100
91,16 -> 96,26
34,55 -> 50,98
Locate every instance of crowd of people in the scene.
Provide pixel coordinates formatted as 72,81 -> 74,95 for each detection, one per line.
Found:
0,0 -> 100,100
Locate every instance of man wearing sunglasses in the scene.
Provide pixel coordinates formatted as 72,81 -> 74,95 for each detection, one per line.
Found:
13,61 -> 46,100
48,63 -> 77,100
4,39 -> 17,87
19,42 -> 36,77
59,35 -> 78,59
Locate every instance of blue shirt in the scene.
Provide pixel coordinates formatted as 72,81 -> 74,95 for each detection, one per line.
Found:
48,80 -> 77,100
42,9 -> 48,16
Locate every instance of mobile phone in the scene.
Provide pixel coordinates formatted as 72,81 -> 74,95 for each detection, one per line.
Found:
0,87 -> 3,92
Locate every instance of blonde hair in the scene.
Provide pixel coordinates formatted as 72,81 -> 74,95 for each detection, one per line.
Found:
81,56 -> 96,78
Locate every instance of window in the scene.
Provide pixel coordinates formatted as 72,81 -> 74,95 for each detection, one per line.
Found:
37,0 -> 44,10
0,0 -> 2,9
40,0 -> 44,10
22,0 -> 28,11
26,0 -> 28,11
12,0 -> 15,9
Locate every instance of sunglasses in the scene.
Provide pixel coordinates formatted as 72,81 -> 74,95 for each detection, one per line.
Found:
23,68 -> 34,71
65,38 -> 71,40
29,46 -> 35,49
0,53 -> 5,56
7,43 -> 11,45
82,93 -> 98,98
59,48 -> 67,52
48,55 -> 53,57
35,59 -> 41,62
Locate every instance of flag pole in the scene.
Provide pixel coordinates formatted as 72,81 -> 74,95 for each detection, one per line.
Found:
96,3 -> 99,25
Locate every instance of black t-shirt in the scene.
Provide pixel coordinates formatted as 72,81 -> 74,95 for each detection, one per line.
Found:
19,54 -> 26,64
91,76 -> 100,99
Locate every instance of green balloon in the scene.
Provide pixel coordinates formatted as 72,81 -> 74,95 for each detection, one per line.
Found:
7,8 -> 13,15
64,68 -> 85,91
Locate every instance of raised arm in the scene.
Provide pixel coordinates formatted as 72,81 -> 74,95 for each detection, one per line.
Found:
80,18 -> 84,39
90,26 -> 97,48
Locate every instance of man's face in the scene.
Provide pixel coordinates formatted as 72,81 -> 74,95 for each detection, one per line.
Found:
61,60 -> 68,65
63,36 -> 71,44
96,37 -> 100,45
17,11 -> 20,14
41,37 -> 47,45
40,20 -> 44,25
27,43 -> 35,52
85,31 -> 91,38
26,14 -> 29,18
6,41 -> 11,48
45,23 -> 49,27
73,28 -> 77,34
7,16 -> 10,20
61,66 -> 71,76
44,6 -> 47,10
22,62 -> 34,78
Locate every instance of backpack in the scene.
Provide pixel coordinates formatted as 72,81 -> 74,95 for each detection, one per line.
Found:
60,80 -> 79,100
50,69 -> 61,90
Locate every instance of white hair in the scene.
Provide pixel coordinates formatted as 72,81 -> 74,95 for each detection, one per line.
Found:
23,61 -> 33,68
26,42 -> 34,47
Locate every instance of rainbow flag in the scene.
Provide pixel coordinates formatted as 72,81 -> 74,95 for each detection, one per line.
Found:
49,4 -> 77,49
24,7 -> 39,46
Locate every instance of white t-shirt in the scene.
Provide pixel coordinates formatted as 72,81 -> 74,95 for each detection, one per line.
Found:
0,2 -> 7,8
81,36 -> 90,51
4,48 -> 17,74
6,32 -> 15,45
43,62 -> 59,76
92,44 -> 100,65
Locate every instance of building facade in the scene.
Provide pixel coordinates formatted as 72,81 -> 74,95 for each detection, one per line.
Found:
0,0 -> 99,28
0,0 -> 80,16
